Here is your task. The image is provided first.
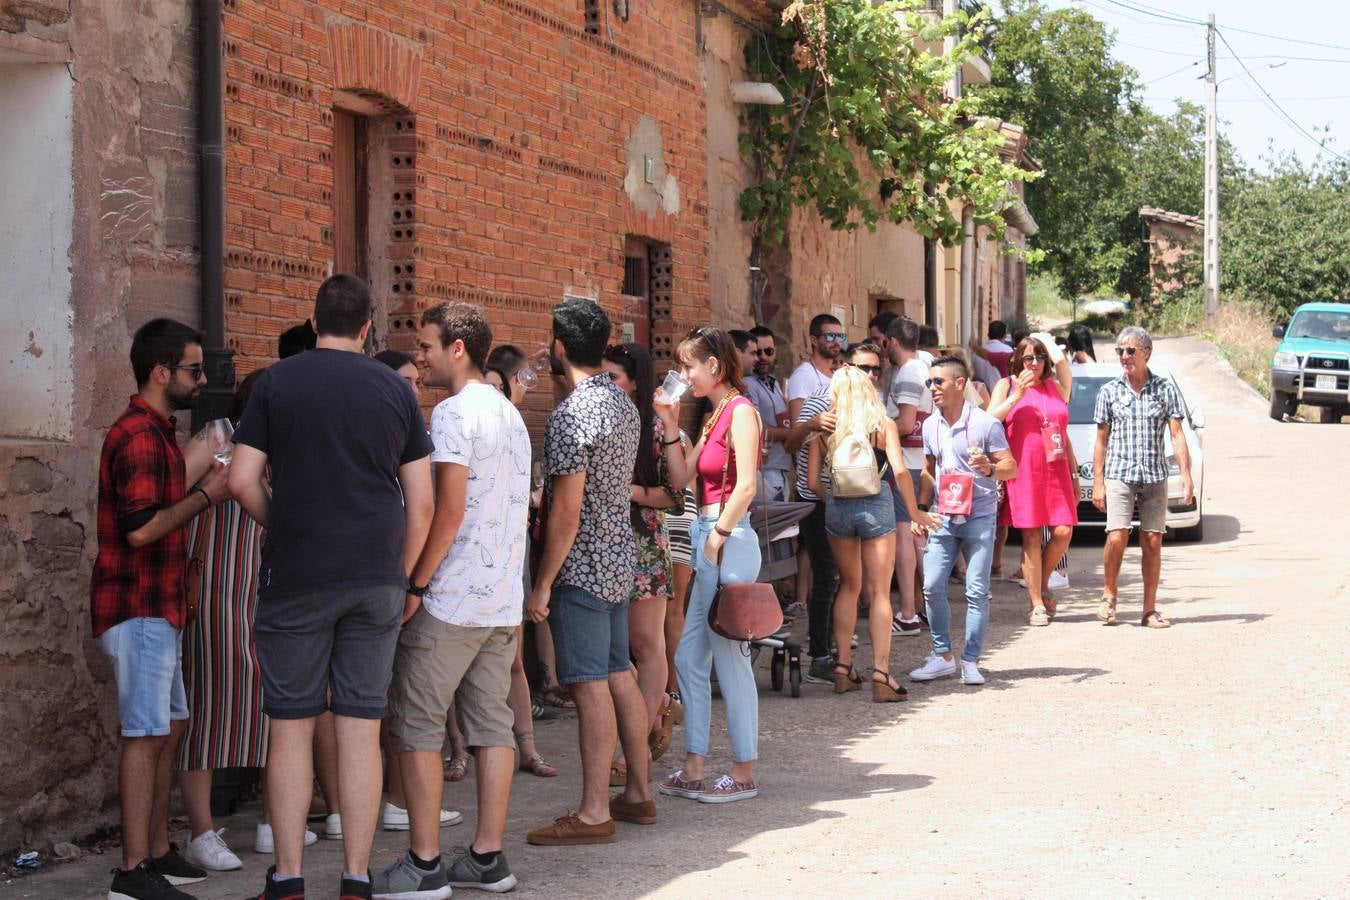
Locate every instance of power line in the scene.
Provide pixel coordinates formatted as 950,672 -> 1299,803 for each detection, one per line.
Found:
1216,29 -> 1350,163
1219,25 -> 1350,54
1218,54 -> 1350,65
1142,60 -> 1202,85
1070,0 -> 1197,30
1096,0 -> 1204,27
1145,95 -> 1350,103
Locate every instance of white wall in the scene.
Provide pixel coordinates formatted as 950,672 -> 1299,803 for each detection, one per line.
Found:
0,63 -> 74,440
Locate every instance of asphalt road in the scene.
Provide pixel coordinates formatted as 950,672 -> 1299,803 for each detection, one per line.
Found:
9,337 -> 1348,899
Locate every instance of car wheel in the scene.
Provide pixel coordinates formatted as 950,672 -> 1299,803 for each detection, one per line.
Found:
1319,405 -> 1346,424
1174,517 -> 1204,542
1270,389 -> 1295,421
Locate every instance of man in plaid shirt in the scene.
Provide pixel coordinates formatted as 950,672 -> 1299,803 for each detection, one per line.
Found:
92,318 -> 230,900
1090,325 -> 1194,629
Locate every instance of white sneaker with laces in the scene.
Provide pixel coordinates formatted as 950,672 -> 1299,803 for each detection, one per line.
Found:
380,800 -> 464,830
1048,570 -> 1070,590
960,660 -> 986,685
253,823 -> 318,854
182,828 -> 241,871
909,654 -> 957,681
323,812 -> 342,840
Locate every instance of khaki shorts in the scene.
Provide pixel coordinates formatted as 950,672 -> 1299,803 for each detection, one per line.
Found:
1105,479 -> 1167,533
387,608 -> 517,752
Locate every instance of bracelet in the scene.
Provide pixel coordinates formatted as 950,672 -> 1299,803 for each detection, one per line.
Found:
661,435 -> 681,446
714,524 -> 733,538
192,486 -> 210,507
407,580 -> 429,597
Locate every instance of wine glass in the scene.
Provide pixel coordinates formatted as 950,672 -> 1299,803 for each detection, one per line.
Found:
204,418 -> 235,465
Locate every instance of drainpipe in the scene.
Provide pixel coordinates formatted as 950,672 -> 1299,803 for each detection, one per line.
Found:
959,204 -> 975,345
195,0 -> 234,428
923,181 -> 937,327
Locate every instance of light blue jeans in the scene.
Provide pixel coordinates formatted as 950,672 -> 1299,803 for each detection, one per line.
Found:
677,514 -> 762,762
922,514 -> 996,663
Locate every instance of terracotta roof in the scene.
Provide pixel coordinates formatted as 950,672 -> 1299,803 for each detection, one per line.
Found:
1139,207 -> 1203,229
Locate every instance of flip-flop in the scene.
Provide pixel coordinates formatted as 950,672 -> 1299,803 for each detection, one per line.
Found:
1097,598 -> 1118,626
1141,610 -> 1171,629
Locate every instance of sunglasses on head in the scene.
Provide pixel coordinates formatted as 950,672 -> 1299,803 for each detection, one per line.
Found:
1021,354 -> 1047,364
753,347 -> 775,357
1115,346 -> 1140,357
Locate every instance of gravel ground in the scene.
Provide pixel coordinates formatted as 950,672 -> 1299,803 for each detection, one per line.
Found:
8,337 -> 1348,899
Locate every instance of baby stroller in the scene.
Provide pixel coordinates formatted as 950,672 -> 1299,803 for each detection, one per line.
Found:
747,497 -> 814,698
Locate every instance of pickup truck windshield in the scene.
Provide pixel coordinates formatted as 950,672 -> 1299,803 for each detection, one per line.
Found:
1288,311 -> 1350,341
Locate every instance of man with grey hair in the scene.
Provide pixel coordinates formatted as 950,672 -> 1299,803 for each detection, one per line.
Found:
1090,325 -> 1194,628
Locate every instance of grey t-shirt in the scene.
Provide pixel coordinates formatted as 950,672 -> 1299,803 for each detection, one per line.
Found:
746,374 -> 791,472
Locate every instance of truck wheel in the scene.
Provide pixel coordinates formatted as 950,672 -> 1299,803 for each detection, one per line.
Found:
1319,405 -> 1346,424
1269,389 -> 1295,421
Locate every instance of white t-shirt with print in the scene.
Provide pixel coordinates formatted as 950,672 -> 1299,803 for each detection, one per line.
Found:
888,357 -> 935,470
425,382 -> 532,627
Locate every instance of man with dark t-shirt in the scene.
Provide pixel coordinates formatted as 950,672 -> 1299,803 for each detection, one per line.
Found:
229,275 -> 434,900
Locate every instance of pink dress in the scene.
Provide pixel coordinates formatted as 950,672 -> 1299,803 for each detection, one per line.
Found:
1004,379 -> 1079,528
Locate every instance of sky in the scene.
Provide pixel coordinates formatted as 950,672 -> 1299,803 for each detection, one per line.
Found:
1044,0 -> 1350,170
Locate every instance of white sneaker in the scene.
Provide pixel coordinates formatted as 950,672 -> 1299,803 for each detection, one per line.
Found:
380,801 -> 464,830
960,660 -> 986,685
1047,570 -> 1070,590
182,828 -> 241,871
909,654 -> 957,681
253,823 -> 318,854
323,812 -> 342,840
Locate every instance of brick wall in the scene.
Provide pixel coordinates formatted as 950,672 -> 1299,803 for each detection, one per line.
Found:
222,0 -> 710,434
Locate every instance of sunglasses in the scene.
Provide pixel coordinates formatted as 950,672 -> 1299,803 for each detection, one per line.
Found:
816,332 -> 846,343
853,364 -> 882,376
925,376 -> 960,387
164,363 -> 205,379
753,347 -> 775,357
1115,346 -> 1140,357
1021,354 -> 1047,364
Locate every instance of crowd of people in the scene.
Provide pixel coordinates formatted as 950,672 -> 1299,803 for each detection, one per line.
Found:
91,275 -> 1194,900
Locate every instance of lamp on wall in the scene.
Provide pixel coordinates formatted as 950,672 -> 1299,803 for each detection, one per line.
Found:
730,81 -> 785,105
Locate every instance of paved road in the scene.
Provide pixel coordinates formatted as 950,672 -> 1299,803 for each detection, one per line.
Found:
9,338 -> 1349,898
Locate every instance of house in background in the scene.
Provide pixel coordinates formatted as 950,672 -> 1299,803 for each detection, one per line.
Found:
1140,206 -> 1203,300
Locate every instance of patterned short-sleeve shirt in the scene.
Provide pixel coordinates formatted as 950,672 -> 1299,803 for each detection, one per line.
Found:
1093,371 -> 1184,484
544,372 -> 641,605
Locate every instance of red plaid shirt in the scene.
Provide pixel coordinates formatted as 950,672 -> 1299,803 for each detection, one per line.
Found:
90,396 -> 189,637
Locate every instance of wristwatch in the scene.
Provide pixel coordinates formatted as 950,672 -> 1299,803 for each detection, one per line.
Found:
918,503 -> 931,512
407,580 -> 429,597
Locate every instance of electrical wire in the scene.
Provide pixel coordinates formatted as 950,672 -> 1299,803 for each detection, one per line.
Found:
1219,24 -> 1350,54
1142,60 -> 1201,85
1095,0 -> 1203,28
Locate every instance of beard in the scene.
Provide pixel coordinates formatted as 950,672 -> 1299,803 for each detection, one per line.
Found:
166,381 -> 199,411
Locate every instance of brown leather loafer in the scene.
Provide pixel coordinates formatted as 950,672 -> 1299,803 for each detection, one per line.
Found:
525,812 -> 617,846
609,794 -> 657,825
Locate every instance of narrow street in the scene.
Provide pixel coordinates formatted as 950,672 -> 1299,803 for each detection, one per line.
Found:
9,337 -> 1348,899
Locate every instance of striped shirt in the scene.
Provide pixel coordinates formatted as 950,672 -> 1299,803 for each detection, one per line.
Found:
1093,372 -> 1184,484
793,387 -> 832,501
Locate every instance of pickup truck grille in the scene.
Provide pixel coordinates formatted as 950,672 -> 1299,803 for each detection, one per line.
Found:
1301,373 -> 1349,391
1306,355 -> 1349,371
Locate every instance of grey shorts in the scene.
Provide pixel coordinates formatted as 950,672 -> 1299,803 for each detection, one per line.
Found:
1105,479 -> 1167,533
387,609 -> 517,751
253,583 -> 402,720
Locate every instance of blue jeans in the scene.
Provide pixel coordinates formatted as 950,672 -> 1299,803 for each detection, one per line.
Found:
677,514 -> 761,762
922,514 -> 996,663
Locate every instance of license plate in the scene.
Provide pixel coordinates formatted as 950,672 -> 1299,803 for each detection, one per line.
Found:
1315,374 -> 1337,391
1079,485 -> 1093,502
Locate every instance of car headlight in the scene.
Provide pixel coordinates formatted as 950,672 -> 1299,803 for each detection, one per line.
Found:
1273,351 -> 1302,370
1166,456 -> 1181,476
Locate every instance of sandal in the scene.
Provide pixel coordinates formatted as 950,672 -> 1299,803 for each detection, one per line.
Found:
1141,610 -> 1171,629
442,754 -> 471,782
1043,591 -> 1057,619
1029,606 -> 1050,627
1097,597 -> 1118,626
833,663 -> 862,695
539,685 -> 576,709
648,695 -> 676,762
869,668 -> 907,703
609,761 -> 627,787
515,732 -> 558,777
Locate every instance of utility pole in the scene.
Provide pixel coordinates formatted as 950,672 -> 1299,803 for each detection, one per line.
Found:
1203,13 -> 1220,316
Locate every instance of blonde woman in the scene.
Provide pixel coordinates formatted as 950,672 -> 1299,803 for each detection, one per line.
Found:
807,344 -> 933,702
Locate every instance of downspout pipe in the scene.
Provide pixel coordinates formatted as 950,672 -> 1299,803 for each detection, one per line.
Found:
195,0 -> 234,428
959,204 -> 975,345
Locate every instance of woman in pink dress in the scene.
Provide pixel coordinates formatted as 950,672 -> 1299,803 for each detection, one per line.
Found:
987,336 -> 1077,626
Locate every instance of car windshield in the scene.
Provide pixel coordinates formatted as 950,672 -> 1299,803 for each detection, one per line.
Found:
1288,311 -> 1350,341
1068,377 -> 1113,424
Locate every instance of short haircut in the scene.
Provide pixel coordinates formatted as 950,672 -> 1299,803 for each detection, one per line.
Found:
485,364 -> 512,397
931,354 -> 969,380
314,274 -> 372,339
988,320 -> 1009,341
868,310 -> 898,333
918,324 -> 939,348
749,325 -> 776,342
809,313 -> 842,337
420,302 -> 492,371
885,315 -> 920,351
486,344 -> 526,376
552,297 -> 611,367
374,349 -> 414,371
847,341 -> 883,361
277,321 -> 316,358
1116,325 -> 1153,351
728,329 -> 756,352
1011,327 -> 1030,346
130,318 -> 204,388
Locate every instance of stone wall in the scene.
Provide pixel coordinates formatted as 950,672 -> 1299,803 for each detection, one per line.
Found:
0,0 -> 200,853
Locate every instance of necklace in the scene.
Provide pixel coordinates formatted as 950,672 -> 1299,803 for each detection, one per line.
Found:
701,389 -> 740,441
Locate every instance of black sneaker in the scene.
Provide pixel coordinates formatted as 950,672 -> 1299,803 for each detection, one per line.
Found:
447,848 -> 519,892
108,861 -> 196,900
148,844 -> 207,886
339,873 -> 373,900
253,866 -> 305,900
804,655 -> 836,684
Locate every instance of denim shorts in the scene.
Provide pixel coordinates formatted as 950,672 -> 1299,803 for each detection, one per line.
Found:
889,468 -> 924,523
98,617 -> 188,738
253,583 -> 403,720
549,585 -> 630,685
825,490 -> 897,540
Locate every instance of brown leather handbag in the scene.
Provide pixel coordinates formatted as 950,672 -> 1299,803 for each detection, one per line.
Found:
705,437 -> 782,643
183,506 -> 212,624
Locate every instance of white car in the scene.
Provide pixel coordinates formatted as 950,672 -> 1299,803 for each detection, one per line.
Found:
1064,363 -> 1206,541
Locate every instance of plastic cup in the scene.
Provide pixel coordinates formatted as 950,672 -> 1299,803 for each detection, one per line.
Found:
657,370 -> 690,406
